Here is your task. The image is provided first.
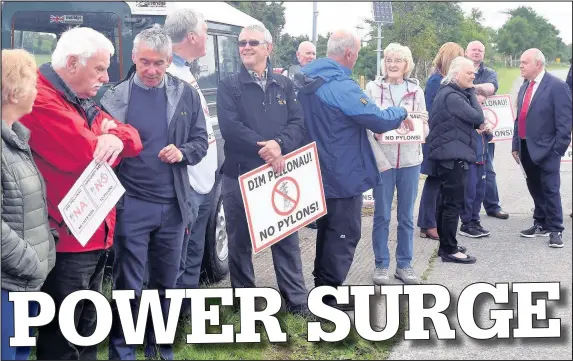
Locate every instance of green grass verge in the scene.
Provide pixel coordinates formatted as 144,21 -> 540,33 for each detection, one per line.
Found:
28,277 -> 396,360
496,64 -> 569,95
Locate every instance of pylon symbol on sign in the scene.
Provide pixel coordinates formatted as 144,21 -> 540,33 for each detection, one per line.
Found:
280,181 -> 291,210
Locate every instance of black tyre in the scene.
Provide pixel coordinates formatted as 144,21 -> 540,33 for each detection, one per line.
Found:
201,180 -> 229,284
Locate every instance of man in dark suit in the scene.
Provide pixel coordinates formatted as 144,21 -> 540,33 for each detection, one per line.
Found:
512,48 -> 572,248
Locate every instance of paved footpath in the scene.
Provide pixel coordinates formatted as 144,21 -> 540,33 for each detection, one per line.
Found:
388,68 -> 572,360
213,69 -> 571,360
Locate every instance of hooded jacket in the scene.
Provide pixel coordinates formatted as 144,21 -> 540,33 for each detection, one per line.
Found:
365,76 -> 429,169
294,58 -> 407,198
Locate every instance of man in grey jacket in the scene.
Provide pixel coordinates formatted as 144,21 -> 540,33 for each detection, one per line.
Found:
100,25 -> 208,360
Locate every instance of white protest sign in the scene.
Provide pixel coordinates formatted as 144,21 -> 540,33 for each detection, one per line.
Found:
563,141 -> 572,163
363,189 -> 375,207
239,142 -> 327,254
481,95 -> 515,142
380,112 -> 426,144
58,160 -> 125,247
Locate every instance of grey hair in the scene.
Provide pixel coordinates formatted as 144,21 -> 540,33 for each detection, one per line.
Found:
164,8 -> 206,43
441,56 -> 474,85
240,24 -> 273,45
133,24 -> 172,57
533,49 -> 546,66
381,42 -> 415,79
51,27 -> 115,69
326,32 -> 359,57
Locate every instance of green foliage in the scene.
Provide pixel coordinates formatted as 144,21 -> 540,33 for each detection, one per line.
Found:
495,6 -> 571,61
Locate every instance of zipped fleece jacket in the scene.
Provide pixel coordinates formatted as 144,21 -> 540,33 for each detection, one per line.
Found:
365,76 -> 429,169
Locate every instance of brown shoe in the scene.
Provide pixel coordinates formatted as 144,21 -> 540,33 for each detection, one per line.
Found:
420,228 -> 439,240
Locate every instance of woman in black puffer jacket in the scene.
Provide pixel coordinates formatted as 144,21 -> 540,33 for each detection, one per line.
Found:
426,56 -> 485,264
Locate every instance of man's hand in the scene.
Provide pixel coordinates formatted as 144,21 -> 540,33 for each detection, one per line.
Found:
158,144 -> 183,164
257,140 -> 282,163
401,116 -> 415,131
270,155 -> 286,174
512,151 -> 520,164
94,134 -> 124,165
100,118 -> 117,134
477,94 -> 487,104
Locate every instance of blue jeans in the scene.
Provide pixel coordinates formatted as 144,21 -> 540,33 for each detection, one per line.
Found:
372,165 -> 421,269
483,143 -> 502,214
1,289 -> 39,360
462,163 -> 486,224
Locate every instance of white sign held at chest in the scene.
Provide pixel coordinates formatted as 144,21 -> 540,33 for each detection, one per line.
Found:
58,160 -> 125,247
481,94 -> 515,142
380,112 -> 426,144
239,142 -> 327,254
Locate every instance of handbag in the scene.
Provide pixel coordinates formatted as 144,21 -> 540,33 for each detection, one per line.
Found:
366,130 -> 391,172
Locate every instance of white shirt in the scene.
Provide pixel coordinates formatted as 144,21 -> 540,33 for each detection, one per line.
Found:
524,69 -> 546,110
167,59 -> 218,195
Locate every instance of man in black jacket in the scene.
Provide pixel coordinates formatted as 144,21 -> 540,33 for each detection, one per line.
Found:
217,24 -> 310,317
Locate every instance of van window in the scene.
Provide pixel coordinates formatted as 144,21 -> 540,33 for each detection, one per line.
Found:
190,34 -> 217,90
11,11 -> 123,82
218,35 -> 241,80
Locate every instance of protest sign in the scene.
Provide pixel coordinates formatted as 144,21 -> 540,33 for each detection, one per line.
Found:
380,112 -> 426,144
481,95 -> 515,142
363,189 -> 374,207
239,142 -> 327,254
58,160 -> 125,246
563,141 -> 572,163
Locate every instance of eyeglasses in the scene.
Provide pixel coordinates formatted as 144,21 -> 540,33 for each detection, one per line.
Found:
238,40 -> 267,47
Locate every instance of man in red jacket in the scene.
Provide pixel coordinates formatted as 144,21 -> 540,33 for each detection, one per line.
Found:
18,27 -> 142,360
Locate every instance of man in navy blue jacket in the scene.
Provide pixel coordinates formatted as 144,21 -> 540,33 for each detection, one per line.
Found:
512,48 -> 572,248
466,41 -> 509,220
295,29 -> 412,310
217,24 -> 311,317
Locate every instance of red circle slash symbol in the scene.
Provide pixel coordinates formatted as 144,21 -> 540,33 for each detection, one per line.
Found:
395,122 -> 412,136
272,177 -> 300,216
482,108 -> 498,130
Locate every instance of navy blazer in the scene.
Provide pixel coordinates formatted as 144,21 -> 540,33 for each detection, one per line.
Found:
512,72 -> 572,170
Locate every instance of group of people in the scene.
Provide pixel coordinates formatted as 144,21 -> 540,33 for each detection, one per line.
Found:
2,4 -> 571,360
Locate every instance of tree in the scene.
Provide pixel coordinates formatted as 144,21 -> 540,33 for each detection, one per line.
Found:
227,2 -> 285,50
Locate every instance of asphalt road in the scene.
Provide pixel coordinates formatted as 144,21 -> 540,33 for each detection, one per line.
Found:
387,68 -> 572,360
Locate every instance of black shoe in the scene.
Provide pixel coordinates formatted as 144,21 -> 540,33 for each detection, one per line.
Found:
549,232 -> 564,248
438,249 -> 477,264
520,223 -> 550,238
473,221 -> 490,236
323,295 -> 354,311
487,210 -> 509,219
287,305 -> 318,320
457,245 -> 467,253
306,221 -> 318,229
459,224 -> 484,238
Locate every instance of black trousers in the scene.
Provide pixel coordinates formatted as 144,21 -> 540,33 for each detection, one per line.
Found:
520,140 -> 564,232
314,195 -> 363,287
36,250 -> 108,360
221,175 -> 308,310
436,161 -> 469,254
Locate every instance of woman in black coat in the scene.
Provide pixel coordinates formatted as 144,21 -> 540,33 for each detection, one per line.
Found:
426,56 -> 485,264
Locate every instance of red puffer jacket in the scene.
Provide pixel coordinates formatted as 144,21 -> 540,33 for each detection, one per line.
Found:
19,66 -> 143,253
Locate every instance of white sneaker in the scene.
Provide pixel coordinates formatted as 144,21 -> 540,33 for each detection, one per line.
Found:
395,267 -> 421,284
372,267 -> 390,285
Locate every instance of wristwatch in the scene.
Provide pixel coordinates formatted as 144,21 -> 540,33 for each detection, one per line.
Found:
274,137 -> 284,152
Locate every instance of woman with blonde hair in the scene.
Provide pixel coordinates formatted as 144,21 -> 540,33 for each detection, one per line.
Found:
365,43 -> 428,285
417,42 -> 465,240
1,49 -> 56,360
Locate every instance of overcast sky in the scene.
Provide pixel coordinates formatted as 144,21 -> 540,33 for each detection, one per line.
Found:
282,2 -> 573,44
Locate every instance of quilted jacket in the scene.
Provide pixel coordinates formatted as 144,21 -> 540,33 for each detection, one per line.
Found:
1,120 -> 56,291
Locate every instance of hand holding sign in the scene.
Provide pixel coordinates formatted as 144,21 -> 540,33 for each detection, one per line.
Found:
257,140 -> 282,163
380,111 -> 426,144
100,118 -> 117,134
401,116 -> 415,132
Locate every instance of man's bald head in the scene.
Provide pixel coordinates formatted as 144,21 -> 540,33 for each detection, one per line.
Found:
520,48 -> 545,81
326,29 -> 361,69
296,41 -> 316,67
466,40 -> 485,66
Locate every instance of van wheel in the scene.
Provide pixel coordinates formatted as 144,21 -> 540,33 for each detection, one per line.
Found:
202,182 -> 229,284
